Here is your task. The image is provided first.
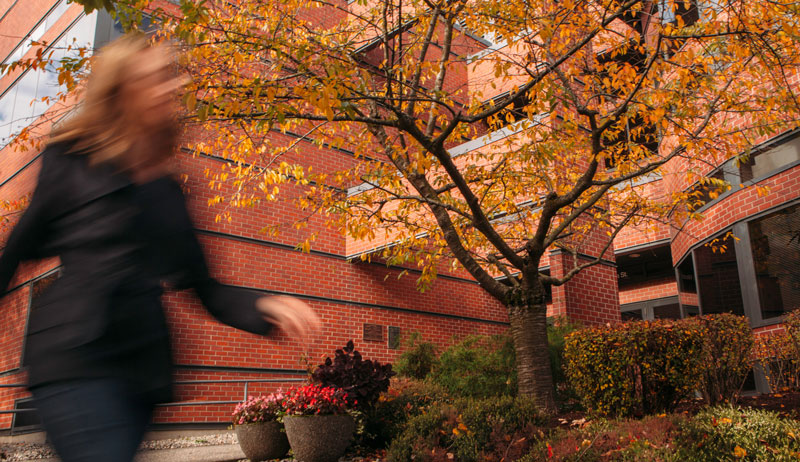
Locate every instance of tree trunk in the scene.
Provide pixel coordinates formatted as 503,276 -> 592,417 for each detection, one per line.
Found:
508,296 -> 557,413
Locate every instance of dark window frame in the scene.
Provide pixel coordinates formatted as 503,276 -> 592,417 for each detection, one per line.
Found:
678,128 -> 800,216
674,198 -> 800,329
621,295 -> 681,321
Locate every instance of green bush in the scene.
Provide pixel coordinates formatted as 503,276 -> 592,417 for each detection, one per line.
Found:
548,318 -> 582,404
671,406 -> 800,461
394,332 -> 439,380
684,314 -> 754,404
364,378 -> 451,447
386,395 -> 544,462
564,320 -> 705,416
430,334 -> 517,398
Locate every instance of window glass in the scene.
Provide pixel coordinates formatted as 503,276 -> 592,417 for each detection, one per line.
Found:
621,309 -> 643,321
694,233 -> 745,316
2,0 -> 69,66
617,245 -> 674,289
677,254 -> 696,294
683,305 -> 700,317
740,133 -> 800,182
686,169 -> 727,211
653,303 -> 681,319
749,204 -> 800,320
0,12 -> 97,147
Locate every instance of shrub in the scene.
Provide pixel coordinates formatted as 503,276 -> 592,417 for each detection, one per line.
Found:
311,340 -> 395,410
784,310 -> 800,343
394,332 -> 439,380
564,320 -> 704,416
684,314 -> 754,404
231,393 -> 284,425
430,334 -> 516,398
386,395 -> 544,462
548,318 -> 582,404
753,330 -> 800,393
360,378 -> 451,449
671,406 -> 800,461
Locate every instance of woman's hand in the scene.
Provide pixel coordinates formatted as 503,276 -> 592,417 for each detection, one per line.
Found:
256,295 -> 321,342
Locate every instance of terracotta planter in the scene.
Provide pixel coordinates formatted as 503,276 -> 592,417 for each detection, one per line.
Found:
234,421 -> 290,461
283,414 -> 355,462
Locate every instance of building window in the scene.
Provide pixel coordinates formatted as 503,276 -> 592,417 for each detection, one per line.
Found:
617,244 -> 674,289
749,204 -> 800,320
659,0 -> 723,26
653,302 -> 681,319
739,132 -> 800,183
685,169 -> 728,212
0,12 -> 98,147
620,296 -> 681,321
1,0 -> 70,66
677,253 -> 696,294
601,114 -> 659,170
694,232 -> 745,316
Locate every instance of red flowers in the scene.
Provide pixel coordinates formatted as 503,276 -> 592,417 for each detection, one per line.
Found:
282,384 -> 350,416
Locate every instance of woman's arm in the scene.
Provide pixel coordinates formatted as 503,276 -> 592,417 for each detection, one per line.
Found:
144,178 -> 319,339
0,147 -> 57,293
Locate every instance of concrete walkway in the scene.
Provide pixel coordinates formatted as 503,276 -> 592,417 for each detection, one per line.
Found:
5,429 -> 247,462
29,445 -> 245,462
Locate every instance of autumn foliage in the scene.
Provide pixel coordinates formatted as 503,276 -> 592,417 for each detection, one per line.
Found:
35,0 -> 800,411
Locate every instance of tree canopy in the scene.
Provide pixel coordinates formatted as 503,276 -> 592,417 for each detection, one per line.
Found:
16,0 -> 800,411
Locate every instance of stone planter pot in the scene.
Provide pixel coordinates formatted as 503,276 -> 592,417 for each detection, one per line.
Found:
283,414 -> 355,462
234,421 -> 290,461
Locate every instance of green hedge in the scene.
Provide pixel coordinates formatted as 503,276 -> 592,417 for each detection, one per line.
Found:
683,314 -> 754,404
564,319 -> 705,416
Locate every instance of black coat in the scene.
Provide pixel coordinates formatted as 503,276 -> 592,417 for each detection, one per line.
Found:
0,142 -> 273,402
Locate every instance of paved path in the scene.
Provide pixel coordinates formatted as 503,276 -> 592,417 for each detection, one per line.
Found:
134,444 -> 245,462
21,444 -> 245,462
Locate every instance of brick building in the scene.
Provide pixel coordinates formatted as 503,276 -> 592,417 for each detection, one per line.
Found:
0,0 -> 797,432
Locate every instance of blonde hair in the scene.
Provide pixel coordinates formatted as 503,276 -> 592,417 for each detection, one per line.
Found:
51,33 -> 179,169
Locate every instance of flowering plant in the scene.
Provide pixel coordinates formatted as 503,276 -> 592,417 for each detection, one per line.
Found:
231,392 -> 285,425
283,384 -> 350,416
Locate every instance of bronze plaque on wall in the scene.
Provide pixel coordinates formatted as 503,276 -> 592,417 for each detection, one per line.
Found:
363,323 -> 383,342
388,326 -> 401,349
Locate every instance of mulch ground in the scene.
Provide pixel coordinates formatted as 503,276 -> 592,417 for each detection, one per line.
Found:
545,391 -> 800,428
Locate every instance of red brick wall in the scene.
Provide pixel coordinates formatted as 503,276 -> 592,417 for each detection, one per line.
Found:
670,164 -> 800,265
619,277 -> 677,305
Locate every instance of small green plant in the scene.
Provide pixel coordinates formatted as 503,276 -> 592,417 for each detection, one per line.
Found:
548,318 -> 582,405
394,332 -> 439,380
430,334 -> 517,398
671,406 -> 800,461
